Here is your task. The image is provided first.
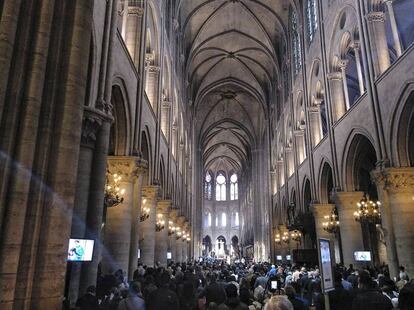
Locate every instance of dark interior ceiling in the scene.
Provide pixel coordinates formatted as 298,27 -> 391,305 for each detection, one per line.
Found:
180,0 -> 290,173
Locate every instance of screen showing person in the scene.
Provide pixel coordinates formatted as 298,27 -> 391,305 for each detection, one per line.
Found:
67,239 -> 94,262
354,251 -> 372,262
271,280 -> 278,290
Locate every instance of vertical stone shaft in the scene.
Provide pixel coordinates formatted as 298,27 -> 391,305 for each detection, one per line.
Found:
128,161 -> 147,280
103,157 -> 140,275
125,6 -> 144,68
155,201 -> 172,266
328,72 -> 347,121
176,216 -> 186,263
140,186 -> 160,266
80,114 -> 112,294
333,191 -> 364,266
366,12 -> 390,76
169,209 -> 179,262
0,0 -> 57,305
30,1 -> 95,308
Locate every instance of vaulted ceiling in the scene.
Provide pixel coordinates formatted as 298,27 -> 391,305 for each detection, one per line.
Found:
180,0 -> 290,174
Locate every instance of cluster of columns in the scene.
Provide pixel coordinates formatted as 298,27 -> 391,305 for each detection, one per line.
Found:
309,167 -> 414,278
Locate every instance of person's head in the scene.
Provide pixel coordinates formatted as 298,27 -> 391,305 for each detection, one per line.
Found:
399,281 -> 414,310
284,285 -> 296,299
86,285 -> 96,295
130,281 -> 141,295
239,288 -> 250,304
358,270 -> 374,289
264,295 -> 294,310
225,283 -> 238,298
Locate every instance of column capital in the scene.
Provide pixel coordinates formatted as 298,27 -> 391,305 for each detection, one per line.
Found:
169,209 -> 179,221
128,6 -> 144,16
157,200 -> 172,214
366,11 -> 386,23
142,185 -> 161,200
107,156 -> 144,182
147,65 -> 160,73
310,204 -> 335,217
332,191 -> 364,210
327,71 -> 342,81
376,167 -> 414,193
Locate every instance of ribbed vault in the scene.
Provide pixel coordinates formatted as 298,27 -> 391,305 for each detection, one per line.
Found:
181,0 -> 289,174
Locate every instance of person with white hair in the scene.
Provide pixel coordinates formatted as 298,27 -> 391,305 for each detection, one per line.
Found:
264,295 -> 294,310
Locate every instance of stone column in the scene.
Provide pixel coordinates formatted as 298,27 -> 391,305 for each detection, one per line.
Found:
366,12 -> 390,76
140,185 -> 160,266
311,204 -> 336,241
382,168 -> 414,276
309,106 -> 322,147
103,156 -> 140,274
124,6 -> 144,68
371,168 -> 399,279
161,101 -> 171,141
294,130 -> 306,164
333,191 -> 365,266
128,160 -> 148,279
176,216 -> 186,262
68,111 -> 103,305
328,72 -> 347,121
155,200 -> 171,266
353,43 -> 365,95
339,60 -> 350,110
182,221 -> 190,262
145,63 -> 160,112
80,113 -> 113,294
384,0 -> 402,57
169,209 -> 179,262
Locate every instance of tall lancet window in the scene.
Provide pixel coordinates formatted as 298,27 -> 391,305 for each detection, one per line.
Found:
230,174 -> 238,200
216,173 -> 226,201
222,213 -> 227,227
291,9 -> 302,76
306,0 -> 318,43
204,172 -> 212,200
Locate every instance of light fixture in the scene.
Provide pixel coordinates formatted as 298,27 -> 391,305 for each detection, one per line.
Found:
155,214 -> 165,232
168,221 -> 176,236
176,229 -> 182,240
323,207 -> 340,234
140,206 -> 150,222
274,233 -> 281,245
354,194 -> 381,225
104,173 -> 125,208
290,230 -> 302,243
282,231 -> 290,244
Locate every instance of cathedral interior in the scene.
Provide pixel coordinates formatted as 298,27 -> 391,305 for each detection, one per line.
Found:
0,0 -> 414,308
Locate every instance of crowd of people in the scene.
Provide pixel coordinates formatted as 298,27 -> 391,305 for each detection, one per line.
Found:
71,260 -> 414,310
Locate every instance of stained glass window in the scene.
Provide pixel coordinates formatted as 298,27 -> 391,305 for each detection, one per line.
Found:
205,172 -> 212,200
291,10 -> 302,76
235,212 -> 239,226
306,0 -> 318,43
222,213 -> 227,227
216,173 -> 226,201
230,174 -> 238,200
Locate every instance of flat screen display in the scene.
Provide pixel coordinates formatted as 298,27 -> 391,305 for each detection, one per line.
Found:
354,251 -> 372,262
276,255 -> 282,260
286,255 -> 291,261
167,252 -> 172,259
67,239 -> 94,262
319,238 -> 334,292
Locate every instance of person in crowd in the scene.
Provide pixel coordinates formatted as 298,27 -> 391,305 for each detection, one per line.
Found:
352,270 -> 393,310
328,271 -> 354,310
75,285 -> 100,310
117,281 -> 145,310
224,283 -> 249,310
284,285 -> 306,310
264,295 -> 294,310
398,280 -> 414,310
146,271 -> 180,310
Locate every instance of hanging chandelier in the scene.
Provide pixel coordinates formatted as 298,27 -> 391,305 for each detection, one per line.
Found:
354,194 -> 381,225
282,231 -> 290,244
323,207 -> 340,234
176,229 -> 182,240
290,230 -> 302,243
104,173 -> 125,208
155,214 -> 165,232
274,233 -> 281,245
168,221 -> 176,236
140,199 -> 150,222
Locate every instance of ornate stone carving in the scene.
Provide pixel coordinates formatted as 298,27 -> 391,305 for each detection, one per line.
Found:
157,200 -> 172,214
107,156 -> 144,182
327,71 -> 342,81
128,7 -> 144,16
366,12 -> 386,23
81,113 -> 102,148
383,168 -> 414,192
172,19 -> 179,31
147,65 -> 160,73
142,185 -> 161,200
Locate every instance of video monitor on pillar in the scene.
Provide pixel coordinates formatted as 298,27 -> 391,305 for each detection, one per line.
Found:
67,239 -> 95,262
354,251 -> 372,262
